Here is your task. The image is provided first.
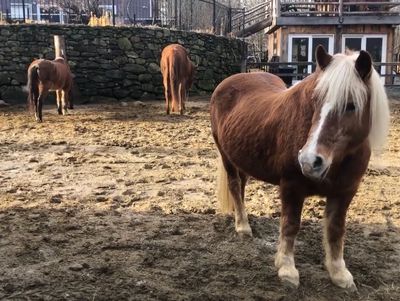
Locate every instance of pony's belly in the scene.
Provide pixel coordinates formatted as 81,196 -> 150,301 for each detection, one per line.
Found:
228,154 -> 281,185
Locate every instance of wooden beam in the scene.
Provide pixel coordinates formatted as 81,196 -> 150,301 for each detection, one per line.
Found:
54,35 -> 67,60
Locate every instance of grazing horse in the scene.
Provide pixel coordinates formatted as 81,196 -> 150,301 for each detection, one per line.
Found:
210,46 -> 390,289
160,44 -> 195,115
26,57 -> 73,122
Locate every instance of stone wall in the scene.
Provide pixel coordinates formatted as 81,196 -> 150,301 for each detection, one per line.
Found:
0,24 -> 245,103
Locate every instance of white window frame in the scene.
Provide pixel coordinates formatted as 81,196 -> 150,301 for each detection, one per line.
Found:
288,34 -> 334,73
341,34 -> 387,75
10,3 -> 33,19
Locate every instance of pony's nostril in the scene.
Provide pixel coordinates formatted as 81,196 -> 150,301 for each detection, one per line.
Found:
313,156 -> 324,169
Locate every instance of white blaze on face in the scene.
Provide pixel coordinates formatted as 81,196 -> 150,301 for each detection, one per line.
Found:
305,101 -> 334,155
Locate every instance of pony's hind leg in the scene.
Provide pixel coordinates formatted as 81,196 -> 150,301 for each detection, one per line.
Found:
36,87 -> 48,122
275,182 -> 305,287
56,90 -> 62,115
324,195 -> 356,291
217,154 -> 252,237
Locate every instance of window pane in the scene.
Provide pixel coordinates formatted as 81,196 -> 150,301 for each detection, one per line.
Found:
312,37 -> 329,71
292,38 -> 309,77
366,38 -> 382,62
366,38 -> 383,74
345,38 -> 362,52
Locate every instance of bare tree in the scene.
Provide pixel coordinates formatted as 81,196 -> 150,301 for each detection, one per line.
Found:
57,0 -> 102,23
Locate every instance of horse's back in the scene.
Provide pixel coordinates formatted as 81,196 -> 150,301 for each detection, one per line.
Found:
211,72 -> 286,123
32,58 -> 73,90
161,44 -> 192,80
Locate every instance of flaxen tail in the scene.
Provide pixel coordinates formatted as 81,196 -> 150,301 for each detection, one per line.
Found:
216,153 -> 234,213
26,65 -> 39,111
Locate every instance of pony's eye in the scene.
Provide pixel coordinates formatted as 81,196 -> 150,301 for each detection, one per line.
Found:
345,103 -> 356,112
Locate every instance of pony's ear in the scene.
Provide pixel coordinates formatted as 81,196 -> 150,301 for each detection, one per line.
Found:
315,45 -> 332,70
355,50 -> 372,80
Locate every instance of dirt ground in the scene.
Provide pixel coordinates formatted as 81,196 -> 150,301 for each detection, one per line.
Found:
0,97 -> 399,301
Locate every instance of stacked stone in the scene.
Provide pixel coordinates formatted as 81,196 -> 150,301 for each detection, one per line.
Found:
0,24 -> 245,103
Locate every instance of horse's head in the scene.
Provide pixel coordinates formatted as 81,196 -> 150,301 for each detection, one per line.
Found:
298,45 -> 390,180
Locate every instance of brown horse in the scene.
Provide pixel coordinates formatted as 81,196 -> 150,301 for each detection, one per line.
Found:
26,57 -> 74,122
160,44 -> 195,115
210,46 -> 390,289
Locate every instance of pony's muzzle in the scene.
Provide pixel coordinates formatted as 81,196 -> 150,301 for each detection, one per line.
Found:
298,151 -> 329,180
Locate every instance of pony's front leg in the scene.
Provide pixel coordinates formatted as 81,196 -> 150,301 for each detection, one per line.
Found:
275,184 -> 305,287
179,83 -> 184,115
56,90 -> 62,115
324,195 -> 356,291
163,76 -> 170,114
61,90 -> 69,115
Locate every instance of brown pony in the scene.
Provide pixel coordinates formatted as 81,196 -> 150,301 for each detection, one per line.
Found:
160,44 -> 195,115
26,57 -> 74,122
210,46 -> 390,290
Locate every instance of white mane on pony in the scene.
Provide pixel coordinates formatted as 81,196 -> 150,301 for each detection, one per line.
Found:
315,52 -> 390,155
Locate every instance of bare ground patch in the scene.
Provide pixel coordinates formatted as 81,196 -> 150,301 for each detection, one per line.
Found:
0,98 -> 399,301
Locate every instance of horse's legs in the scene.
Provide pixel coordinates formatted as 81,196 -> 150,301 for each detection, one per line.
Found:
36,86 -> 48,122
56,90 -> 62,115
61,90 -> 68,115
179,83 -> 184,115
223,157 -> 252,237
37,93 -> 46,122
163,75 -> 170,114
324,195 -> 356,290
275,183 -> 305,287
32,90 -> 39,122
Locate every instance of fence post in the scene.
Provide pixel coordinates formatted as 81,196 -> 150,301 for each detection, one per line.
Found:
112,0 -> 116,25
228,6 -> 232,35
22,0 -> 26,22
190,0 -> 193,30
153,0 -> 158,25
241,7 -> 246,72
174,0 -> 178,28
213,0 -> 216,34
179,0 -> 182,29
54,35 -> 67,60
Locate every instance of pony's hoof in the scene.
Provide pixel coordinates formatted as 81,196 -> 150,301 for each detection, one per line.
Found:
330,269 -> 357,291
278,265 -> 300,288
236,223 -> 253,238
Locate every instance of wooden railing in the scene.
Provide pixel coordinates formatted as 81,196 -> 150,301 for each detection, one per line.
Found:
279,0 -> 400,17
231,0 -> 400,36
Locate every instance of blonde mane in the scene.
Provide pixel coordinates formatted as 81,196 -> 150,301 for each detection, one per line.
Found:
315,52 -> 390,155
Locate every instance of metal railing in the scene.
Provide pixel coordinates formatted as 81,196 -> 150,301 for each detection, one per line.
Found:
247,61 -> 400,86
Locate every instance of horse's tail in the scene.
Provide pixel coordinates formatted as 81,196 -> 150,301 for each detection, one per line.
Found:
26,65 -> 39,111
216,153 -> 234,213
169,60 -> 180,112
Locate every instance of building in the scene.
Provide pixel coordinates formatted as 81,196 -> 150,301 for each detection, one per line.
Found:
272,1 -> 400,77
236,0 -> 400,83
